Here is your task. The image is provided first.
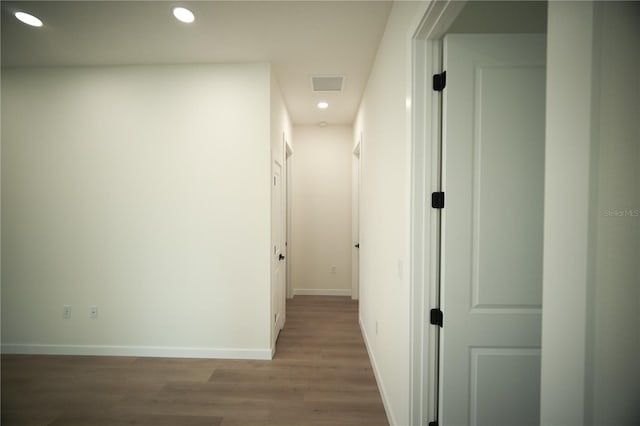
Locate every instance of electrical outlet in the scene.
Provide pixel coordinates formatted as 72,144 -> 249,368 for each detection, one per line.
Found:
63,305 -> 71,319
89,305 -> 98,319
331,265 -> 337,274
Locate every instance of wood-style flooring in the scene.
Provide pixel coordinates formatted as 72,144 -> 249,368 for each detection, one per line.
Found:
1,296 -> 389,426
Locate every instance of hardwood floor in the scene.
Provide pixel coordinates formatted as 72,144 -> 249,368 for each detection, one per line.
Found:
1,296 -> 389,426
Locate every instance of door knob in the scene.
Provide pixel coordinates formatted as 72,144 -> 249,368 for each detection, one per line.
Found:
355,243 -> 360,248
279,253 -> 285,261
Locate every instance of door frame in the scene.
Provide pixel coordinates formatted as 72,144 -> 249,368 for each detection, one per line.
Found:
408,1 -> 467,425
285,138 -> 293,299
352,135 -> 361,300
271,156 -> 285,347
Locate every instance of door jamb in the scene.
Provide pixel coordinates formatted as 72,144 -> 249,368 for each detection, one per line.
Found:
352,135 -> 361,300
409,1 -> 466,425
285,138 -> 293,299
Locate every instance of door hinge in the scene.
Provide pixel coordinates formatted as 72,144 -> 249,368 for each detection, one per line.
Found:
430,309 -> 443,327
433,71 -> 446,91
431,192 -> 445,209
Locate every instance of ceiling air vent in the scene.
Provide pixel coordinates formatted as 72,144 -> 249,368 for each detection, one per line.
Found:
311,75 -> 344,92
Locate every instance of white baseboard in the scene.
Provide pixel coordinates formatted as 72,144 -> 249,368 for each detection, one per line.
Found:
293,288 -> 351,296
1,343 -> 273,360
360,317 -> 396,426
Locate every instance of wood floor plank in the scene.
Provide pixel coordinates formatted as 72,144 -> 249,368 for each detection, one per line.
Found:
1,296 -> 388,426
0,410 -> 62,426
47,411 -> 224,426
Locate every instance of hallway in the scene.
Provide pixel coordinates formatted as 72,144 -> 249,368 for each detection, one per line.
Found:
1,296 -> 388,426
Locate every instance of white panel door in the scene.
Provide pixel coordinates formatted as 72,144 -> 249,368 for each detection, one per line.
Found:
272,160 -> 285,343
440,34 -> 546,426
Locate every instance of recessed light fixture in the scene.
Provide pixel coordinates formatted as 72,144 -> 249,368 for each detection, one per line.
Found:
317,101 -> 329,109
15,11 -> 43,27
173,7 -> 195,23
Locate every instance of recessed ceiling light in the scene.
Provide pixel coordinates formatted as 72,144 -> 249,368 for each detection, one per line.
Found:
317,102 -> 329,109
173,7 -> 195,23
15,11 -> 43,27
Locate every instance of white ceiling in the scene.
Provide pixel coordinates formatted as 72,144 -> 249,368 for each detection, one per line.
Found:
1,1 -> 393,125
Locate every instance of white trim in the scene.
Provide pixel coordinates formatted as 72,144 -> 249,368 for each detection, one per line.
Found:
1,344 -> 273,360
360,317 -> 396,426
285,137 -> 294,300
540,3 -> 596,423
409,1 -> 467,425
352,132 -> 361,301
292,289 -> 351,297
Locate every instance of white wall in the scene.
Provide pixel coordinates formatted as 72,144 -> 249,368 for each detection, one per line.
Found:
353,2 -> 426,424
290,125 -> 352,296
589,1 -> 640,424
540,3 -> 596,422
541,2 -> 640,424
1,64 -> 273,358
447,0 -> 547,34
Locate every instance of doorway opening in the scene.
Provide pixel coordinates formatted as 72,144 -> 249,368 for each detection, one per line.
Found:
287,125 -> 357,300
409,2 -> 548,425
